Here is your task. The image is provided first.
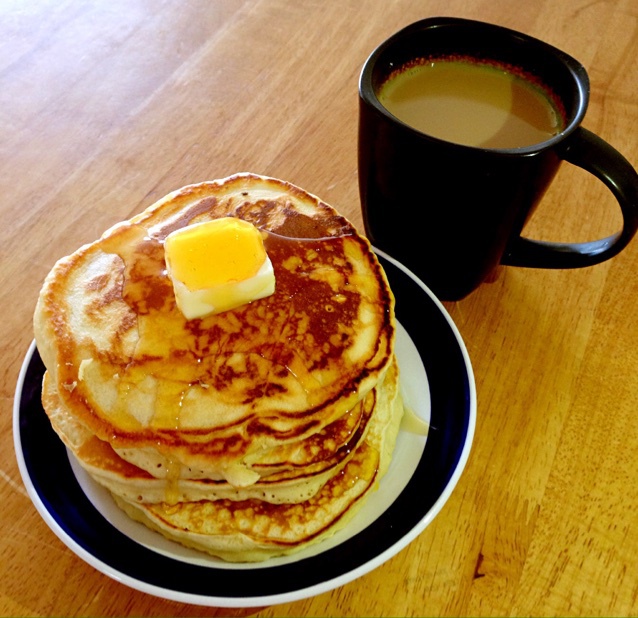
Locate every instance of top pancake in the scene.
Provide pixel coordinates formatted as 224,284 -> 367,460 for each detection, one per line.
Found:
34,174 -> 395,483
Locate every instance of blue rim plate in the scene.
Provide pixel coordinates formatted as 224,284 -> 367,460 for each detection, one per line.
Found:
13,251 -> 476,607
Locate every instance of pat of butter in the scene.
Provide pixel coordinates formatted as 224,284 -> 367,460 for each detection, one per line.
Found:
164,217 -> 275,319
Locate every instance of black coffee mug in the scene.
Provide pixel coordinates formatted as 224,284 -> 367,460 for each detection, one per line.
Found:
358,17 -> 638,300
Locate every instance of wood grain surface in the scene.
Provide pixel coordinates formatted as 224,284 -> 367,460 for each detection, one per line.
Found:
1,1 -> 637,616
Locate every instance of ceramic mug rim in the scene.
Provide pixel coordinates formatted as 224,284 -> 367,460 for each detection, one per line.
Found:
359,17 -> 590,155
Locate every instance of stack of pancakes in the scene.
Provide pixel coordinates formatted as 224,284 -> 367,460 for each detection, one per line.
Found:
34,173 -> 403,562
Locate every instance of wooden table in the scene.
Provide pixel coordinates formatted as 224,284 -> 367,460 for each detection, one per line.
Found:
2,1 -> 637,616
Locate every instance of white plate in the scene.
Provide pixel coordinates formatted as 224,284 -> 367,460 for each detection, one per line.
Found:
13,251 -> 476,607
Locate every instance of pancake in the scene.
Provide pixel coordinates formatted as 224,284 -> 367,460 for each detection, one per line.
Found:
34,173 -> 395,487
113,357 -> 403,562
34,173 -> 402,561
42,368 -> 379,505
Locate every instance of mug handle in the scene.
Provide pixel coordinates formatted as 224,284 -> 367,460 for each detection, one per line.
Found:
502,127 -> 638,268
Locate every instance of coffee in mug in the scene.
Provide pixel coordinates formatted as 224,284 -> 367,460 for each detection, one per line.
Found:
378,58 -> 565,149
358,18 -> 638,300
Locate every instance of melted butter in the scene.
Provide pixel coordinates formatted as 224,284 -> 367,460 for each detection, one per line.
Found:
163,457 -> 182,504
151,380 -> 188,430
348,444 -> 379,484
98,360 -> 192,430
400,405 -> 430,435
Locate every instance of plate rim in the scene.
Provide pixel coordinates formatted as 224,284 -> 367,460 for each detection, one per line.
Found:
13,249 -> 476,607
